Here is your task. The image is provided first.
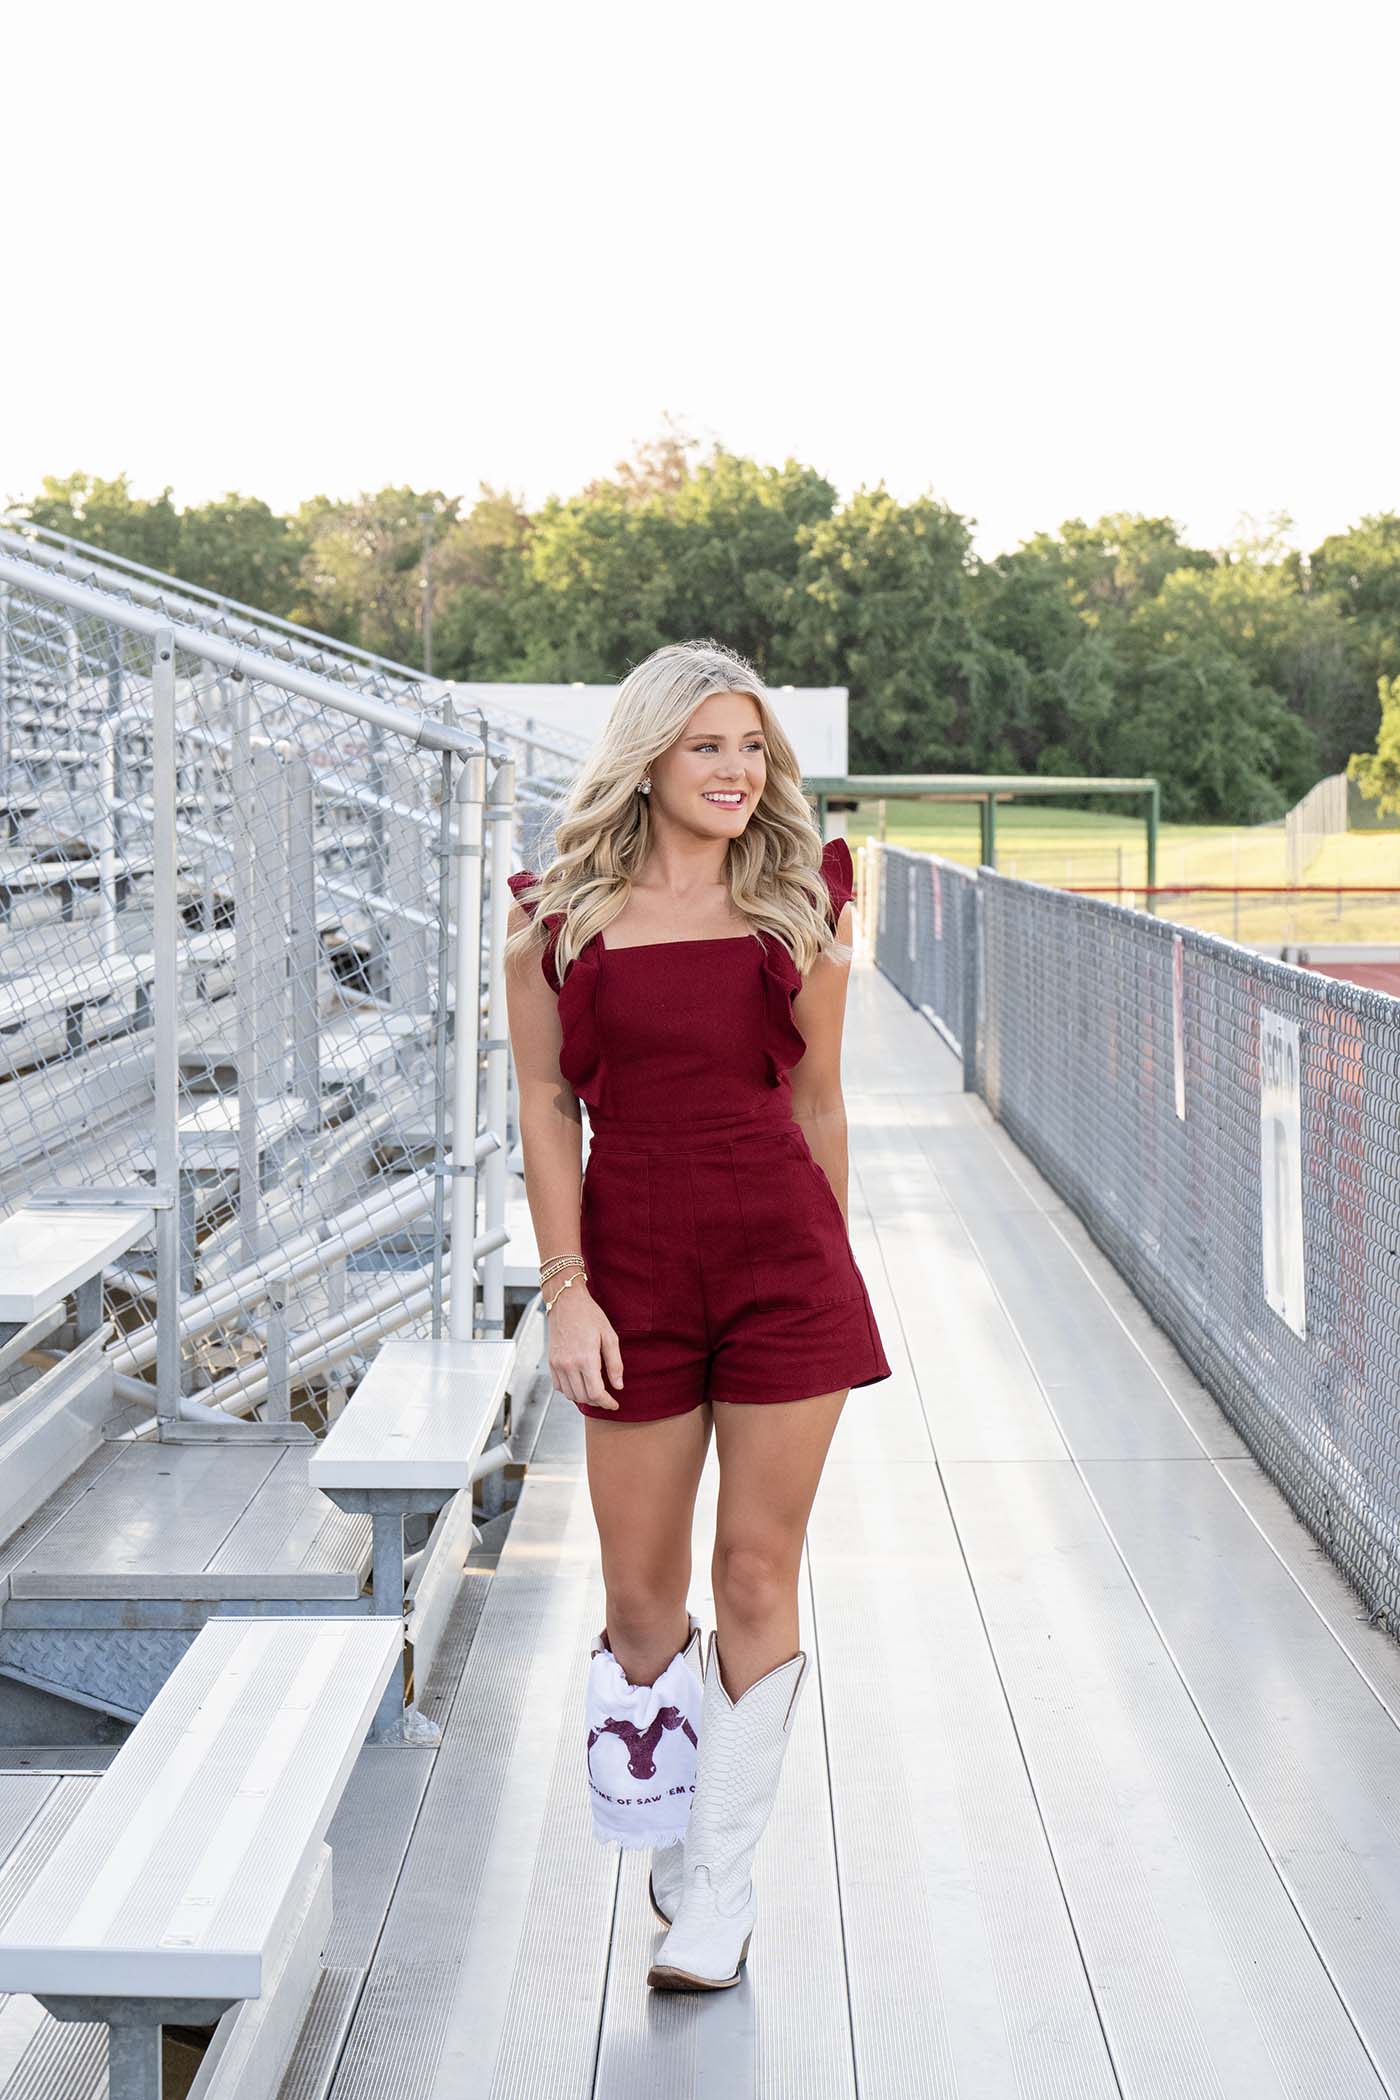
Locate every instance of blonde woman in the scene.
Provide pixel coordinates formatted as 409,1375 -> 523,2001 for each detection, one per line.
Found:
504,640 -> 891,1991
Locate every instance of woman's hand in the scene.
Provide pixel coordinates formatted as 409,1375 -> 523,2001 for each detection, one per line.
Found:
547,1282 -> 624,1412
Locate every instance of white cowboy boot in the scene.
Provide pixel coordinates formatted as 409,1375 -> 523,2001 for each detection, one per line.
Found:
646,1628 -> 809,1991
647,1615 -> 705,1924
586,1611 -> 703,1860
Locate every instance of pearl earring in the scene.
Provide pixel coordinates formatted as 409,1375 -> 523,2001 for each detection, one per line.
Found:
638,777 -> 651,795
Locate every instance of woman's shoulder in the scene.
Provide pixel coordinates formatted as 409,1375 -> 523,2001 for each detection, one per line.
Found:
506,867 -> 543,912
507,867 -> 567,923
818,836 -> 856,925
506,869 -> 562,992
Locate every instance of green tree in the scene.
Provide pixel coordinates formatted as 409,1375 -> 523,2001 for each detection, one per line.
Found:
1310,513 -> 1400,634
1017,513 -> 1214,627
1309,514 -> 1400,750
1112,643 -> 1317,820
1129,543 -> 1370,775
291,486 -> 459,667
780,485 -> 983,771
13,477 -> 308,625
1348,675 -> 1400,817
175,495 -> 308,617
12,455 -> 1397,829
498,479 -> 685,679
431,488 -> 536,680
15,471 -> 182,573
460,440 -> 838,682
969,541 -> 1121,777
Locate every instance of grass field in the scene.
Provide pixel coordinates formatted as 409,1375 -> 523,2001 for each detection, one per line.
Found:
844,801 -> 1400,945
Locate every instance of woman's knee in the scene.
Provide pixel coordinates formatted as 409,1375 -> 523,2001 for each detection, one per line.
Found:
712,1535 -> 798,1626
602,1566 -> 689,1649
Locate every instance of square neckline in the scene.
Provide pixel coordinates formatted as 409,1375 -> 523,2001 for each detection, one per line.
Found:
598,931 -> 755,954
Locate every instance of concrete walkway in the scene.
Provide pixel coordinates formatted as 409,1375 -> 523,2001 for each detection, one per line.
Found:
313,953 -> 1400,2099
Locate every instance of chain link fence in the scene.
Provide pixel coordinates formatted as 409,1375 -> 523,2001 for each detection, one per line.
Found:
0,524 -> 439,715
870,844 -> 979,1086
0,556 -> 517,1434
0,521 -> 592,808
870,841 -> 1400,1635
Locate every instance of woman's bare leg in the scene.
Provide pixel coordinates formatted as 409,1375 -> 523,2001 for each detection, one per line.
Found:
583,1404 -> 713,1686
709,1389 -> 849,1700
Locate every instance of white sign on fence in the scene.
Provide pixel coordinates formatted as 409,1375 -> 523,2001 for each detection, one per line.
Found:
1259,1008 -> 1307,1339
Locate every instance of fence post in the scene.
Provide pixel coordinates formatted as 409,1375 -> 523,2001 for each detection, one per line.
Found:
98,705 -> 120,970
384,753 -> 431,1012
265,1280 -> 291,1423
480,751 -> 517,1344
431,738 -> 454,1341
450,752 -> 487,1343
236,732 -> 288,1266
151,629 -> 181,1436
0,586 -> 9,801
286,755 -> 320,1134
962,877 -> 980,1093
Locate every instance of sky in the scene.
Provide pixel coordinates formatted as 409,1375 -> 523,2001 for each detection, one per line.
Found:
3,0 -> 1398,561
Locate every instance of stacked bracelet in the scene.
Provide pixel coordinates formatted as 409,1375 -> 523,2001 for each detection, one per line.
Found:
544,1270 -> 586,1314
541,1251 -> 588,1312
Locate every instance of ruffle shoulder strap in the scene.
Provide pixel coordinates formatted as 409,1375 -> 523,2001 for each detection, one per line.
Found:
505,868 -> 562,993
505,868 -> 605,1106
758,838 -> 858,1088
758,931 -> 806,1087
819,835 -> 856,928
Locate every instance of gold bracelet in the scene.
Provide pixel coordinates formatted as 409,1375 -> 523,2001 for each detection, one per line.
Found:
540,1252 -> 586,1284
544,1269 -> 586,1313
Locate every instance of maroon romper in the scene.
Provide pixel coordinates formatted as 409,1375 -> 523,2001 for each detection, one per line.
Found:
508,837 -> 893,1422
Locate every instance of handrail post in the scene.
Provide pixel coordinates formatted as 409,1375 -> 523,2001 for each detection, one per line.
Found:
151,628 -> 181,1436
450,754 -> 487,1343
430,737 -> 454,1339
961,876 -> 980,1093
0,586 -> 9,801
481,752 -> 517,1344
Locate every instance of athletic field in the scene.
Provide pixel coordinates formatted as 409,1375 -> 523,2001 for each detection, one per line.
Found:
844,802 -> 1400,945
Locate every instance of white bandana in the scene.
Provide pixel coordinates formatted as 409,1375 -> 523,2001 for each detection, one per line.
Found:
585,1622 -> 703,1849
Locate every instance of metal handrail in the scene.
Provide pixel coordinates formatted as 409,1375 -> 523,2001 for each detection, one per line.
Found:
0,522 -> 593,768
2,521 -> 445,685
0,550 -> 480,758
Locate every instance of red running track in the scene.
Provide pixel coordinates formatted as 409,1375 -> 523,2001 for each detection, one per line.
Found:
1299,960 -> 1400,996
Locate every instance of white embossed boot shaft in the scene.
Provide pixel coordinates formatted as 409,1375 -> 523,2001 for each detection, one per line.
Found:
648,1615 -> 705,1924
646,1628 -> 809,1990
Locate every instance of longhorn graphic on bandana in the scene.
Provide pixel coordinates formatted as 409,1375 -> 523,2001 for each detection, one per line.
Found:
587,1706 -> 698,1779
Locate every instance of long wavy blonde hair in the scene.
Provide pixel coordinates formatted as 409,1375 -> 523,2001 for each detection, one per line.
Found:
505,639 -> 850,986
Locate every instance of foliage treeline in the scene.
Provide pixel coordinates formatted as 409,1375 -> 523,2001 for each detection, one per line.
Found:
14,431 -> 1400,823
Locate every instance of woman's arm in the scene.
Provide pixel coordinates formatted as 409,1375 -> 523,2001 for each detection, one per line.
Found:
788,898 -> 855,1225
504,900 -> 585,1251
503,901 -> 622,1409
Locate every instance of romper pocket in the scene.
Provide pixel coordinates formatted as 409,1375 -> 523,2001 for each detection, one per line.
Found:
580,1152 -> 655,1335
734,1129 -> 864,1313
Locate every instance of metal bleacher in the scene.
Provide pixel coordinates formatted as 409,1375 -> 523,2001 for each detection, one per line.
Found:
0,535 -> 577,2096
3,528 -> 1400,2094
